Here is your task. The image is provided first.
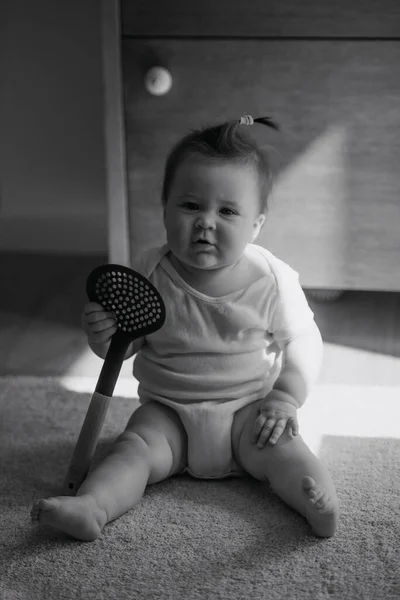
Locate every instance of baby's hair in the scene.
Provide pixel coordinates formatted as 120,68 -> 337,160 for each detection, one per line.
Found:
161,116 -> 279,214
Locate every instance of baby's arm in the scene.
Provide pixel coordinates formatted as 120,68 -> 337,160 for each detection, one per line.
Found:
272,319 -> 323,409
252,320 -> 323,447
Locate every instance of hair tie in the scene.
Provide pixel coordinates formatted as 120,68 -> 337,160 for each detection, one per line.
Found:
238,115 -> 279,131
239,115 -> 254,126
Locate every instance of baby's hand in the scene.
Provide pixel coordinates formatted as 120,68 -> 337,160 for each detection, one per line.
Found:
81,302 -> 118,345
251,391 -> 299,448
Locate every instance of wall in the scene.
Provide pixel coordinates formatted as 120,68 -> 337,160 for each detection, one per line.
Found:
0,0 -> 107,254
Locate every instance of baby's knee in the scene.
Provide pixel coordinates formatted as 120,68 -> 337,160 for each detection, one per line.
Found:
117,424 -> 183,484
114,429 -> 151,458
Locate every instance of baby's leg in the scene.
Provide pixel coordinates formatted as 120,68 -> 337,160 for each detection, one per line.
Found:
232,402 -> 339,537
31,401 -> 187,541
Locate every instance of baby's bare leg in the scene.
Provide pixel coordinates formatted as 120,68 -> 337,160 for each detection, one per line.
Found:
232,403 -> 339,538
31,402 -> 187,541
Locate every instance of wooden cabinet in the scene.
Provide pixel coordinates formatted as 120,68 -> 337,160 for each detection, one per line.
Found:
103,1 -> 400,291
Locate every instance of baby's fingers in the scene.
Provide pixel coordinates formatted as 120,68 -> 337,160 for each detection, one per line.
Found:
251,413 -> 267,444
289,417 -> 299,436
268,418 -> 299,446
268,419 -> 288,445
87,326 -> 118,346
85,301 -> 106,313
85,311 -> 116,326
89,318 -> 117,333
84,302 -> 114,322
257,418 -> 286,448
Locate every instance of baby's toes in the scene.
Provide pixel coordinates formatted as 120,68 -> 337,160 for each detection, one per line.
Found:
308,487 -> 331,512
303,477 -> 320,501
36,498 -> 59,512
308,488 -> 325,505
302,476 -> 332,512
30,498 -> 59,523
30,501 -> 41,522
313,493 -> 327,509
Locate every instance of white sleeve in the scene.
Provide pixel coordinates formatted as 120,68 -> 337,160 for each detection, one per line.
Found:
268,259 -> 315,348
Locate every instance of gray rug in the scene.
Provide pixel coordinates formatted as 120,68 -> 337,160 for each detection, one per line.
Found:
1,376 -> 399,600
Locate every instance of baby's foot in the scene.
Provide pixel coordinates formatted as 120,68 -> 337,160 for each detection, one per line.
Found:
302,476 -> 338,538
30,494 -> 107,542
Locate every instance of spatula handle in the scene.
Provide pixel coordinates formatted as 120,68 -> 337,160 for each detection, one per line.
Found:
63,391 -> 111,495
63,335 -> 131,495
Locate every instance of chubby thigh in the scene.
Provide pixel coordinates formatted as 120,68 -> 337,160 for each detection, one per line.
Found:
125,401 -> 188,484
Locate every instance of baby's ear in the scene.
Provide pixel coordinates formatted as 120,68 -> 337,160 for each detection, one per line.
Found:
251,213 -> 266,242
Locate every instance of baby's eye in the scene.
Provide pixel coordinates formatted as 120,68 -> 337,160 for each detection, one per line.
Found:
220,207 -> 237,216
181,201 -> 199,211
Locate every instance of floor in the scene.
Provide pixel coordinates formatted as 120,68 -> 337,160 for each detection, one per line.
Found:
1,251 -> 400,386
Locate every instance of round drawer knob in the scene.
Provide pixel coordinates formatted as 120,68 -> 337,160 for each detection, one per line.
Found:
144,66 -> 173,96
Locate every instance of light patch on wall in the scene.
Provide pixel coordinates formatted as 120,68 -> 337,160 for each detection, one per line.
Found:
272,124 -> 348,207
259,125 -> 349,286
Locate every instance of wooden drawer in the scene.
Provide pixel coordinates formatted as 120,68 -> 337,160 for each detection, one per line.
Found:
121,0 -> 400,38
122,39 -> 400,290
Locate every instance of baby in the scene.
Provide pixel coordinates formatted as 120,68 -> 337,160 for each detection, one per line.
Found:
31,115 -> 339,540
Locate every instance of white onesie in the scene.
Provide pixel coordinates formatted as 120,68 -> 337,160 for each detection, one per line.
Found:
131,243 -> 315,479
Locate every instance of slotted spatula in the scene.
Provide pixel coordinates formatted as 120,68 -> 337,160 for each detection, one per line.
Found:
63,264 -> 166,495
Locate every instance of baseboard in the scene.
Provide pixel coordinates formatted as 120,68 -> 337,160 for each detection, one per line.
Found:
0,214 -> 108,254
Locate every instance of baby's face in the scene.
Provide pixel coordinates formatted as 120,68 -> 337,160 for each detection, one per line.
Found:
163,158 -> 265,274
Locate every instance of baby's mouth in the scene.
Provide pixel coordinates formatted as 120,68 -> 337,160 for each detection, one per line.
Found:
193,237 -> 214,245
191,239 -> 215,252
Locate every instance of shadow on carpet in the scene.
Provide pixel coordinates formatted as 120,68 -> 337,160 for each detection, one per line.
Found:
0,377 -> 399,600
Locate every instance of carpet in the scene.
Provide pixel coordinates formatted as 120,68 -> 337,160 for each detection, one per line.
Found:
0,376 -> 399,600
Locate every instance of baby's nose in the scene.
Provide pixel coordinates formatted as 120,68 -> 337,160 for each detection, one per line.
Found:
195,213 -> 216,229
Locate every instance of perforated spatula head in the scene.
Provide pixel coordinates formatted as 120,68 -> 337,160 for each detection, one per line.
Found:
86,263 -> 166,339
